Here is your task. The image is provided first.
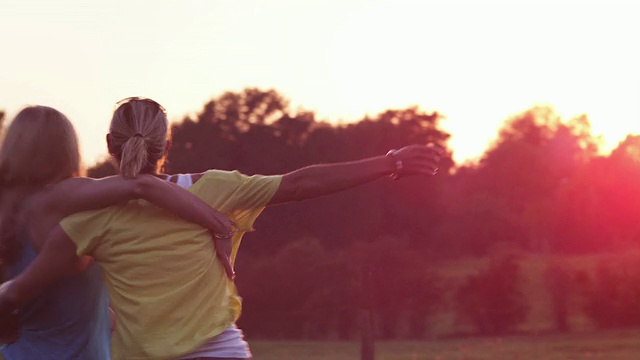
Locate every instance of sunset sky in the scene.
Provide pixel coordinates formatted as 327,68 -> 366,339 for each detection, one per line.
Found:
1,0 -> 638,166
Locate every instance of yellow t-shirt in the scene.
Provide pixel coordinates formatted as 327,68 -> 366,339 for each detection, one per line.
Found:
60,170 -> 281,360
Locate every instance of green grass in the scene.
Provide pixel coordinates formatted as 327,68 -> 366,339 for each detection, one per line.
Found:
250,329 -> 640,359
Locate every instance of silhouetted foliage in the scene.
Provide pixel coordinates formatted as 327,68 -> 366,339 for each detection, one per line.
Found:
86,158 -> 117,178
237,238 -> 361,339
454,255 -> 529,335
555,135 -> 640,252
167,88 -> 292,174
435,107 -> 600,257
348,237 -> 446,340
544,262 -> 574,332
581,263 -> 640,329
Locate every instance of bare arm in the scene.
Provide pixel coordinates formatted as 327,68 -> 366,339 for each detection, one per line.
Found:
50,175 -> 232,235
0,226 -> 78,313
269,144 -> 442,205
44,175 -> 235,278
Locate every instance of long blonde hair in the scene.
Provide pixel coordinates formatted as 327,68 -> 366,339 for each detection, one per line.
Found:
108,98 -> 169,178
0,106 -> 81,265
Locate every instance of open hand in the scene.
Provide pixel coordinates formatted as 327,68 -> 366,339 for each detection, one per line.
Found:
390,143 -> 443,177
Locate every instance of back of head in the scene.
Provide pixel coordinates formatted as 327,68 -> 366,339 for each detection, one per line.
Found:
0,105 -> 81,266
108,98 -> 169,178
0,106 -> 81,188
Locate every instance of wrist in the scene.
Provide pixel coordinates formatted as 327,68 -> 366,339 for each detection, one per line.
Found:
211,220 -> 237,239
386,150 -> 403,180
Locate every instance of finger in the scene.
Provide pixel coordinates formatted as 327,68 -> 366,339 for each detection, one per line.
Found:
222,257 -> 236,280
418,165 -> 439,173
214,237 -> 233,255
219,253 -> 235,280
415,162 -> 439,175
212,237 -> 234,279
409,149 -> 441,162
416,168 -> 438,176
427,143 -> 445,155
406,159 -> 439,170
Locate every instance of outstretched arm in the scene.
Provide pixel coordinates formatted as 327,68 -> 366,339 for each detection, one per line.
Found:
269,144 -> 442,205
45,175 -> 235,278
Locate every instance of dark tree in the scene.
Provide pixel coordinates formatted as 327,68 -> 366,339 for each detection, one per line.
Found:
544,262 -> 573,332
87,159 -> 117,178
436,107 -> 598,257
454,255 -> 529,335
581,263 -> 640,329
555,135 -> 640,252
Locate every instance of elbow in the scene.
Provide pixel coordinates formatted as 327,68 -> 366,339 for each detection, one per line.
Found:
289,186 -> 304,203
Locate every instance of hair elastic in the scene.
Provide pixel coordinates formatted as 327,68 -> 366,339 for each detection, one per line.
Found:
133,133 -> 144,138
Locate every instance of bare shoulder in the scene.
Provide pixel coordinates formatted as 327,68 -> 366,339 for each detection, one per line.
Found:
25,179 -> 82,227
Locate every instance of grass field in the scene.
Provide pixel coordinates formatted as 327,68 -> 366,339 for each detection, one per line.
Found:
250,329 -> 640,359
422,250 -> 640,336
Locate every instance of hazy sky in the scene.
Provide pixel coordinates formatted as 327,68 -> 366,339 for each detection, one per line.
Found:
1,0 -> 638,166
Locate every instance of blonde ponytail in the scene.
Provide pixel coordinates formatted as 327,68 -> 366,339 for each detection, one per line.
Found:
119,135 -> 149,178
108,98 -> 169,178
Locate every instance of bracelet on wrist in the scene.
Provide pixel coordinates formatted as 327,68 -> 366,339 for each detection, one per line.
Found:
386,149 -> 403,180
213,232 -> 233,240
213,221 -> 238,239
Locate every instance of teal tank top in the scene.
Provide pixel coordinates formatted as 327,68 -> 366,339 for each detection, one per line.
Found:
1,231 -> 111,360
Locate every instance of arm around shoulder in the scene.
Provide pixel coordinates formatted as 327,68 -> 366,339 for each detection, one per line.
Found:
0,225 -> 82,309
